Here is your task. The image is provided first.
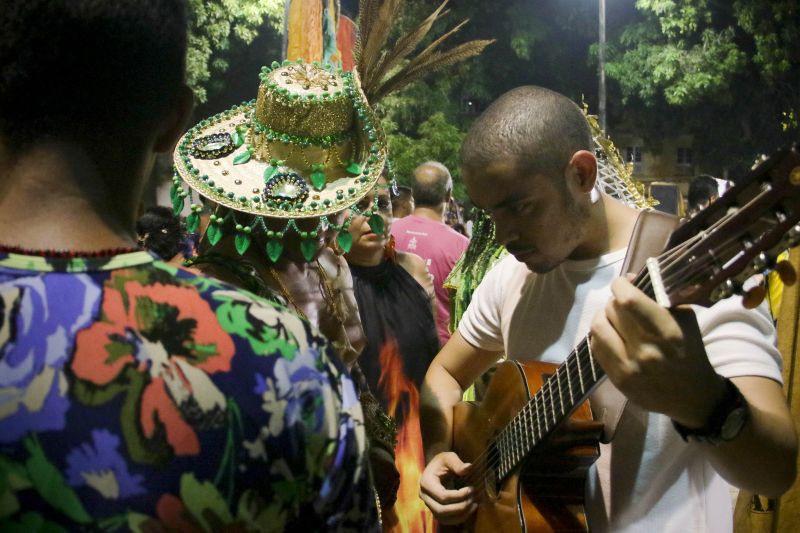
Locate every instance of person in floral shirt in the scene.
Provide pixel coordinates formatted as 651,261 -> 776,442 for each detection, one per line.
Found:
0,1 -> 376,531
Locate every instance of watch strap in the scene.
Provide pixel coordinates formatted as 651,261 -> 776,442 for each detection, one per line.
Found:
672,378 -> 748,445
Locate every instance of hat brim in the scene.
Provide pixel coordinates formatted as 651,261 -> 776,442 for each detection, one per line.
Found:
173,98 -> 386,220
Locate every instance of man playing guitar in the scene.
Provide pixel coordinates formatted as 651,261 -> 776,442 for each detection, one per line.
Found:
419,86 -> 798,532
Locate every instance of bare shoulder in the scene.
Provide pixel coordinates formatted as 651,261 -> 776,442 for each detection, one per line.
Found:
397,251 -> 434,292
396,250 -> 426,277
318,247 -> 352,288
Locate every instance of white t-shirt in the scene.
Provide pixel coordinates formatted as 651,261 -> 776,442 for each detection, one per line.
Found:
459,250 -> 783,533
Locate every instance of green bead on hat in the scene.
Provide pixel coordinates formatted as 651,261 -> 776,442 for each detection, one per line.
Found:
172,60 -> 387,263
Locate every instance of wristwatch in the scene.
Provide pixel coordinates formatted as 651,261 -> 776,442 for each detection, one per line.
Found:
672,378 -> 748,446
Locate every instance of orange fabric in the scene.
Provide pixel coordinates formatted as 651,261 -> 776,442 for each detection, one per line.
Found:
337,14 -> 357,71
287,0 -> 323,62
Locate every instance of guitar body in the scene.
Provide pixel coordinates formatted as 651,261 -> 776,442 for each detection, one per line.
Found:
451,360 -> 603,533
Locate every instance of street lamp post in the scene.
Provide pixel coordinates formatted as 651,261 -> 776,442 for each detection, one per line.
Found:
598,0 -> 607,132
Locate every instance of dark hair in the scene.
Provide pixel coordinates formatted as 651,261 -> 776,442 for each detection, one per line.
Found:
687,175 -> 718,210
413,161 -> 452,207
461,86 -> 592,184
0,0 -> 188,150
394,185 -> 413,200
136,206 -> 186,260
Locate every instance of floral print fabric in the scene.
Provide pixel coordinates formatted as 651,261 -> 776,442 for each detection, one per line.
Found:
0,251 -> 376,532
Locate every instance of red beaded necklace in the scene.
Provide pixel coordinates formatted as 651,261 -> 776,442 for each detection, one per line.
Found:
0,244 -> 141,258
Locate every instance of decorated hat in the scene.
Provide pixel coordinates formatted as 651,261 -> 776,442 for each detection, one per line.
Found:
171,60 -> 387,262
171,0 -> 492,263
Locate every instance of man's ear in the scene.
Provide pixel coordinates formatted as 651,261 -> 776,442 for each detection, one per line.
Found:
154,84 -> 194,154
567,150 -> 598,194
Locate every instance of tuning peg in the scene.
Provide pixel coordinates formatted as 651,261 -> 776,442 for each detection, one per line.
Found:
775,259 -> 797,286
711,279 -> 737,302
751,154 -> 768,170
742,284 -> 766,309
785,225 -> 800,248
750,252 -> 769,274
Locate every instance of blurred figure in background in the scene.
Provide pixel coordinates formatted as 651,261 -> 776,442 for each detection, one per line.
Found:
392,162 -> 469,346
391,185 -> 415,219
136,205 -> 191,265
686,174 -> 720,217
445,197 -> 469,237
344,172 -> 439,519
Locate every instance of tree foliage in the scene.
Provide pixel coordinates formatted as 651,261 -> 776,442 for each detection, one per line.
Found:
606,0 -> 800,174
383,110 -> 466,195
374,0 -> 598,199
187,0 -> 284,103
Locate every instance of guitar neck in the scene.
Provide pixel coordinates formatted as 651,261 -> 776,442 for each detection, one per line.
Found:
495,269 -> 656,481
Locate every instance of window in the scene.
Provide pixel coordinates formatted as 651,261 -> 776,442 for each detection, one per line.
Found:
625,146 -> 642,163
677,147 -> 693,165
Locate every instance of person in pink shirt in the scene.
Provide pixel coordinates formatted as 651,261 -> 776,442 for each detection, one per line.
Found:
392,161 -> 469,345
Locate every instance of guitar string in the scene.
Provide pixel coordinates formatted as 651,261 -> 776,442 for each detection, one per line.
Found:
459,205 -> 783,489
634,219 -> 771,303
460,237 -> 738,489
460,336 -> 599,483
460,248 -> 691,489
639,178 -> 784,296
460,342 -> 600,489
654,232 -> 773,298
647,189 -> 788,295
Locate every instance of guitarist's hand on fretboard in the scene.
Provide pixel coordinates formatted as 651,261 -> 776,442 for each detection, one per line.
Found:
589,276 -> 728,428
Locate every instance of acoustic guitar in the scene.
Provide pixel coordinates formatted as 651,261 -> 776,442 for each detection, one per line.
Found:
448,144 -> 800,532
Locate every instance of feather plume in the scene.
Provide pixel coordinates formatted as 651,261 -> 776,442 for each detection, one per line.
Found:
371,17 -> 468,92
357,0 -> 402,85
354,0 -> 377,63
355,0 -> 493,104
363,1 -> 450,93
373,39 -> 493,102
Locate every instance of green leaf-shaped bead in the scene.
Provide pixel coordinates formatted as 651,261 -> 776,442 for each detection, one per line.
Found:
345,161 -> 362,175
172,193 -> 185,216
231,131 -> 244,148
233,149 -> 251,165
300,238 -> 318,262
310,170 -> 327,191
207,223 -> 222,246
186,212 -> 200,233
336,231 -> 353,253
368,213 -> 385,235
264,164 -> 278,181
266,239 -> 283,263
235,232 -> 252,255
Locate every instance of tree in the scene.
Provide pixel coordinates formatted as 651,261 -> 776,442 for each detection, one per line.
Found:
187,0 -> 284,103
383,111 -> 467,195
374,0 -> 599,199
605,0 -> 800,175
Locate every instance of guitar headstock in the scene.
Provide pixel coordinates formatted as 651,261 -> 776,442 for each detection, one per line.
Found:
656,143 -> 800,308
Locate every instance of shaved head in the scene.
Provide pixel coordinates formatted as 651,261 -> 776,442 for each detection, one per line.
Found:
413,161 -> 452,207
460,86 -> 592,186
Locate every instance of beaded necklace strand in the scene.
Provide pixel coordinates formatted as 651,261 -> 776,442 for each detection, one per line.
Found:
0,244 -> 141,258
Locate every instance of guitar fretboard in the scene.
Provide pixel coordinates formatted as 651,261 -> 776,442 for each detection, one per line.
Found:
494,270 -> 656,482
494,336 -> 606,480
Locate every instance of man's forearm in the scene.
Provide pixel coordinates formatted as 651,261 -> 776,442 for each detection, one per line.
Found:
420,362 -> 465,463
703,376 -> 798,497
